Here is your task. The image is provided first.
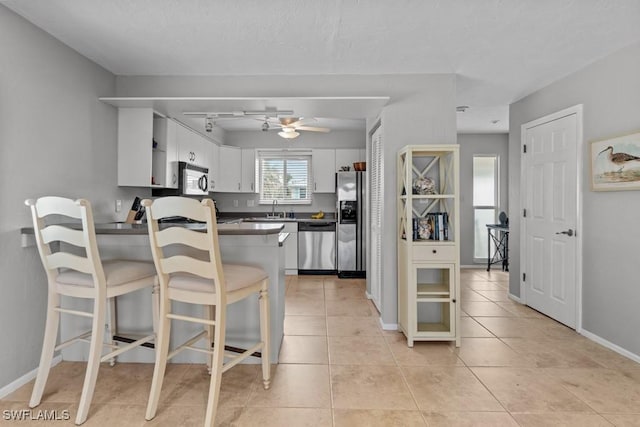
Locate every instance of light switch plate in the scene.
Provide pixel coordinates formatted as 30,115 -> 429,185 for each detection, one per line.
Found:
233,200 -> 239,207
247,200 -> 255,207
115,200 -> 122,212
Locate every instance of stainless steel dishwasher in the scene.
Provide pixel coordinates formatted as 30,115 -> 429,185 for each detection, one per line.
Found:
298,222 -> 336,273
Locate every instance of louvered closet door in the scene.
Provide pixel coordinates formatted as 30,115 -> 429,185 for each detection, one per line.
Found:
370,124 -> 383,311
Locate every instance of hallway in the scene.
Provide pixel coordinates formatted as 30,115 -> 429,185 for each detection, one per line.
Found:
2,270 -> 639,425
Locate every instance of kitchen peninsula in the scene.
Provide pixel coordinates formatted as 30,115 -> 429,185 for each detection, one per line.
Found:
21,221 -> 286,364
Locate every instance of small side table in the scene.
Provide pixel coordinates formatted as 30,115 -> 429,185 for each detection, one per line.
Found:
486,224 -> 509,271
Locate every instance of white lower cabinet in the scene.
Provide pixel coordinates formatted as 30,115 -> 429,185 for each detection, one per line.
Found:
283,223 -> 298,275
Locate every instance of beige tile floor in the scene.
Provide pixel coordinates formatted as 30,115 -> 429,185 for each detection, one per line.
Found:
3,269 -> 640,426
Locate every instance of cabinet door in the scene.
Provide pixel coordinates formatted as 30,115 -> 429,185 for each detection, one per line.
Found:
176,125 -> 206,165
218,146 -> 242,192
284,231 -> 298,271
335,149 -> 360,172
241,148 -> 256,193
207,143 -> 219,191
118,108 -> 153,187
152,118 -> 178,188
312,149 -> 336,193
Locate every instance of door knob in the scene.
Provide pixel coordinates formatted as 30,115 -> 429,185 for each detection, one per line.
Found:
555,229 -> 574,236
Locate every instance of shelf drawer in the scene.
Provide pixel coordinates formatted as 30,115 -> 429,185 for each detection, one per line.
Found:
412,245 -> 455,261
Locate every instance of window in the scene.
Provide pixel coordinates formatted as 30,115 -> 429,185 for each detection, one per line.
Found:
257,150 -> 312,204
473,155 -> 499,260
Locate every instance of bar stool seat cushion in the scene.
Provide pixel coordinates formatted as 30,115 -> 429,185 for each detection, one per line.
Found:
168,264 -> 267,293
56,260 -> 157,287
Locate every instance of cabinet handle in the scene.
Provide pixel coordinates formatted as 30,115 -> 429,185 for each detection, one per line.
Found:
452,299 -> 456,303
432,249 -> 437,254
315,182 -> 317,191
172,173 -> 177,185
251,183 -> 254,191
238,182 -> 241,190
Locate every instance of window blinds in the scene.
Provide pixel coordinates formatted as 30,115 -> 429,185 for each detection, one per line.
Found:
258,151 -> 312,204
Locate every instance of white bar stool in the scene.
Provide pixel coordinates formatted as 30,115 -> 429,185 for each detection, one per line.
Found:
26,197 -> 157,425
143,197 -> 270,427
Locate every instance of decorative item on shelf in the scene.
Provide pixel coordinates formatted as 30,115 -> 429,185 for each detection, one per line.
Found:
353,162 -> 366,171
340,166 -> 351,171
417,218 -> 432,240
413,177 -> 436,195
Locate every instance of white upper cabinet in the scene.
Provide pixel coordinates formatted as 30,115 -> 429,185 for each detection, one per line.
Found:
217,145 -> 242,192
118,108 -> 152,187
312,149 -> 336,193
152,117 -> 178,189
176,123 -> 207,166
118,108 -> 178,188
207,142 -> 219,192
334,149 -> 362,172
241,148 -> 256,193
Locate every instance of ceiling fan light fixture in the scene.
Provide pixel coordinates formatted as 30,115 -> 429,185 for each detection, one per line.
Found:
278,130 -> 300,139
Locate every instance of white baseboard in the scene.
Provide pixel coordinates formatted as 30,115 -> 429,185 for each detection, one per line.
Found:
378,317 -> 398,331
508,293 -> 524,304
461,265 -> 484,269
365,291 -> 372,300
580,329 -> 640,364
0,355 -> 62,399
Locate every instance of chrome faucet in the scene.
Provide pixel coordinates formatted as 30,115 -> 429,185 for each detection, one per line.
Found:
271,200 -> 278,217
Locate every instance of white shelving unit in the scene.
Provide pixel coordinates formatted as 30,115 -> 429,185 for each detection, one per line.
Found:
397,145 -> 460,347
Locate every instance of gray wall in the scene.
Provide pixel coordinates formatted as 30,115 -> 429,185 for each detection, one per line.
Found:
215,129 -> 365,214
509,42 -> 640,356
117,74 -> 457,326
0,6 -> 145,388
458,134 -> 509,266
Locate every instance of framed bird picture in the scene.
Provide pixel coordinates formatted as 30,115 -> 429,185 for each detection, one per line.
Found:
590,130 -> 640,191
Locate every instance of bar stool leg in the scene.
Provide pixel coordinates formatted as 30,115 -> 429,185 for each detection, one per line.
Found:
204,303 -> 226,427
29,292 -> 61,408
145,293 -> 172,421
75,299 -> 106,425
259,282 -> 271,390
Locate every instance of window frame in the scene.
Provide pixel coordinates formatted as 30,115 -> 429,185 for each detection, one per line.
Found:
257,149 -> 313,205
472,154 -> 500,262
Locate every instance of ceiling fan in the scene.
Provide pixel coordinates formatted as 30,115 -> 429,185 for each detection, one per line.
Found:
183,109 -> 329,139
262,117 -> 330,139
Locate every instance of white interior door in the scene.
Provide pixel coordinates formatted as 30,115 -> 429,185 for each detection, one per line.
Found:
522,108 -> 581,328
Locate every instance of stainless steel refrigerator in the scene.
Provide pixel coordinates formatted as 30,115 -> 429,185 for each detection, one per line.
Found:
336,171 -> 366,278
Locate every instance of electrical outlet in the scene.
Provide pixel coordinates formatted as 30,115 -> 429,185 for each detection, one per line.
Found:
247,200 -> 255,207
233,200 -> 239,207
115,200 -> 122,212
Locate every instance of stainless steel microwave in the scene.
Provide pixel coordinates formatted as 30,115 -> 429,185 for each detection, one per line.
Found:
179,162 -> 209,195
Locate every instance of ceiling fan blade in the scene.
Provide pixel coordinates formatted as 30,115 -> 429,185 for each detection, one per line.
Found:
296,126 -> 330,133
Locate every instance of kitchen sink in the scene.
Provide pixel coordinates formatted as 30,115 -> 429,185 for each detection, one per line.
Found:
246,216 -> 294,222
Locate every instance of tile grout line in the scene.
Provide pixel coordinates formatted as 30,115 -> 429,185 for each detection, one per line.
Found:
322,278 -> 337,427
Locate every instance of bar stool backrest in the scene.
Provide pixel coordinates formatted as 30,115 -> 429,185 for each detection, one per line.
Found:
25,196 -> 106,296
143,197 -> 226,303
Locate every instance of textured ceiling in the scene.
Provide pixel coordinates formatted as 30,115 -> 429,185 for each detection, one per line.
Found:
4,0 -> 640,133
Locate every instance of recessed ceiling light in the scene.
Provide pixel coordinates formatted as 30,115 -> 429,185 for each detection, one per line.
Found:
456,106 -> 469,113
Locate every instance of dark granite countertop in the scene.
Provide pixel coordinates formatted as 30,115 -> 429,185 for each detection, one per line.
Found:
21,221 -> 284,236
220,212 -> 337,224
